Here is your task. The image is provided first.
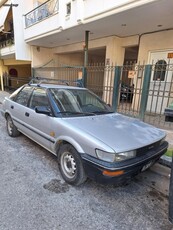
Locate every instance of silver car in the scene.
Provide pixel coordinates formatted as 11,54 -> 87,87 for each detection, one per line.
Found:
1,83 -> 168,185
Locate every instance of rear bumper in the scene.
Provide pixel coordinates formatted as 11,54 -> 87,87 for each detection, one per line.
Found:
81,141 -> 168,184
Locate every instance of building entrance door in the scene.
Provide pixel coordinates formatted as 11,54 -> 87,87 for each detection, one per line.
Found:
147,50 -> 173,113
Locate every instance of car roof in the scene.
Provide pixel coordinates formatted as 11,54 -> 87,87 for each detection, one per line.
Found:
29,83 -> 86,90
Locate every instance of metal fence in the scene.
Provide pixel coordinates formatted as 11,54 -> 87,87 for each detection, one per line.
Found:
2,76 -> 30,91
86,63 -> 173,130
32,62 -> 173,130
33,64 -> 84,86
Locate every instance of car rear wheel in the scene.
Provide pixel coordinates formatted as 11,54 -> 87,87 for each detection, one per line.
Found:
58,144 -> 87,185
6,115 -> 20,137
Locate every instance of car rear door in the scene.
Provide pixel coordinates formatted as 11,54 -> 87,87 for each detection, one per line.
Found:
25,87 -> 55,151
9,86 -> 33,134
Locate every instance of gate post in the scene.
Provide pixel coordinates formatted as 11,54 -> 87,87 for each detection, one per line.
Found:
139,65 -> 152,120
82,67 -> 87,88
0,74 -> 4,91
31,68 -> 35,78
169,153 -> 173,223
112,66 -> 121,112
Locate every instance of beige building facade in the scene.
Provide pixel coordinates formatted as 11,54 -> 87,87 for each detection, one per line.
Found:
0,0 -> 173,96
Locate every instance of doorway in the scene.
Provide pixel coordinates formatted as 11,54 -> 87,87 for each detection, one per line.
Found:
122,46 -> 139,86
147,50 -> 173,113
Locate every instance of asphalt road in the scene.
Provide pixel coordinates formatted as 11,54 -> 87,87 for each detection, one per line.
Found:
0,100 -> 172,230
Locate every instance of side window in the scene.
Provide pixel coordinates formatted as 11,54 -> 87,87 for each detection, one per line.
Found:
153,60 -> 167,81
66,2 -> 71,15
29,88 -> 49,109
15,86 -> 33,106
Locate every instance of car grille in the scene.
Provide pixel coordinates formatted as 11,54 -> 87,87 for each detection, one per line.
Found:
136,140 -> 161,156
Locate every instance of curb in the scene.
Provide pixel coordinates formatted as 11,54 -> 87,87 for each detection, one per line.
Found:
159,155 -> 172,168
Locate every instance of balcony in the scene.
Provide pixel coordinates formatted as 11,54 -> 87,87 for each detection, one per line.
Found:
0,34 -> 15,58
0,30 -> 14,46
25,0 -> 59,28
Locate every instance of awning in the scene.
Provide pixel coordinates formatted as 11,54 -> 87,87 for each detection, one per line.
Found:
0,0 -> 11,31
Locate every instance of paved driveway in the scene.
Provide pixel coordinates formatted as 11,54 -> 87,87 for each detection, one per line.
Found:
0,92 -> 172,230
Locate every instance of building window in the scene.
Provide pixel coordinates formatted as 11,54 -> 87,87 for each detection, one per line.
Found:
66,2 -> 71,15
153,60 -> 167,81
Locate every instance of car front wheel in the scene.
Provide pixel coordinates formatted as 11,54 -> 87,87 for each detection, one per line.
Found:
6,115 -> 20,137
58,144 -> 87,186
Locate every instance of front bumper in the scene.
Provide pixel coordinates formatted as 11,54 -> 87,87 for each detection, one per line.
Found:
81,141 -> 168,184
165,108 -> 173,122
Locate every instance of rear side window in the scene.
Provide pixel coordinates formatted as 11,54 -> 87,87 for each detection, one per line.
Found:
15,86 -> 33,106
29,88 -> 49,109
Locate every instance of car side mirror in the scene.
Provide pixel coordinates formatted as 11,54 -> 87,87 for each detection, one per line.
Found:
35,106 -> 51,116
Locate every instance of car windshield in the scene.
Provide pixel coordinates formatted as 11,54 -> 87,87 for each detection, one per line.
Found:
49,88 -> 114,117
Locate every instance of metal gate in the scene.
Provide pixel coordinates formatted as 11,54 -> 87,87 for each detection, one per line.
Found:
33,60 -> 84,86
85,63 -> 173,130
32,61 -> 173,130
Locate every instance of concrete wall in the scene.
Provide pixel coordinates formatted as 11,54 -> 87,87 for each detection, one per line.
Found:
138,30 -> 173,63
55,53 -> 84,66
0,60 -> 8,90
31,46 -> 54,67
53,35 -> 139,66
30,30 -> 173,79
0,59 -> 31,90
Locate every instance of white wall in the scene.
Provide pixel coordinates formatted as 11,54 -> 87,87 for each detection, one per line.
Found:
83,0 -> 156,21
12,0 -> 32,61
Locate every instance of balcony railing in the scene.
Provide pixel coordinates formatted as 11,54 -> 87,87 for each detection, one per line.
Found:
0,34 -> 14,48
25,0 -> 59,28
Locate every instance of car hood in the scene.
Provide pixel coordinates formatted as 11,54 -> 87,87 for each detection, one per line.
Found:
63,113 -> 165,152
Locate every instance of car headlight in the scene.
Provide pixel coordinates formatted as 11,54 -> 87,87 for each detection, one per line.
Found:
114,150 -> 136,162
160,137 -> 166,146
96,149 -> 136,162
96,149 -> 115,162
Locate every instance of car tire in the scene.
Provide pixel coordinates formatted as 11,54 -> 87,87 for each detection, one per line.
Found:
6,115 -> 20,137
58,144 -> 87,186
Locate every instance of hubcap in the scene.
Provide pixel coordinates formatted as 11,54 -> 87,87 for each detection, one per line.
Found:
61,152 -> 76,179
7,118 -> 13,135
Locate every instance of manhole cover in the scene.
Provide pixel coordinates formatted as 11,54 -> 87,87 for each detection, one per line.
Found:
43,179 -> 69,194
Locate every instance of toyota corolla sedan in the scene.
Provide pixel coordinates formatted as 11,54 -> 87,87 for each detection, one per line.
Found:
1,83 -> 168,186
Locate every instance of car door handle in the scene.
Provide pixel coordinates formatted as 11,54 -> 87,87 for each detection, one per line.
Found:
11,105 -> 14,109
25,112 -> 30,117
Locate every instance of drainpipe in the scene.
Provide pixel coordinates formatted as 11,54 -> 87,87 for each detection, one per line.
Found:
83,31 -> 89,87
84,30 -> 89,67
0,60 -> 4,91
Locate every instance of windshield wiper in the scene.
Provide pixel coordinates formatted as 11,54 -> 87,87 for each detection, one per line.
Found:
92,111 -> 114,114
57,111 -> 96,116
